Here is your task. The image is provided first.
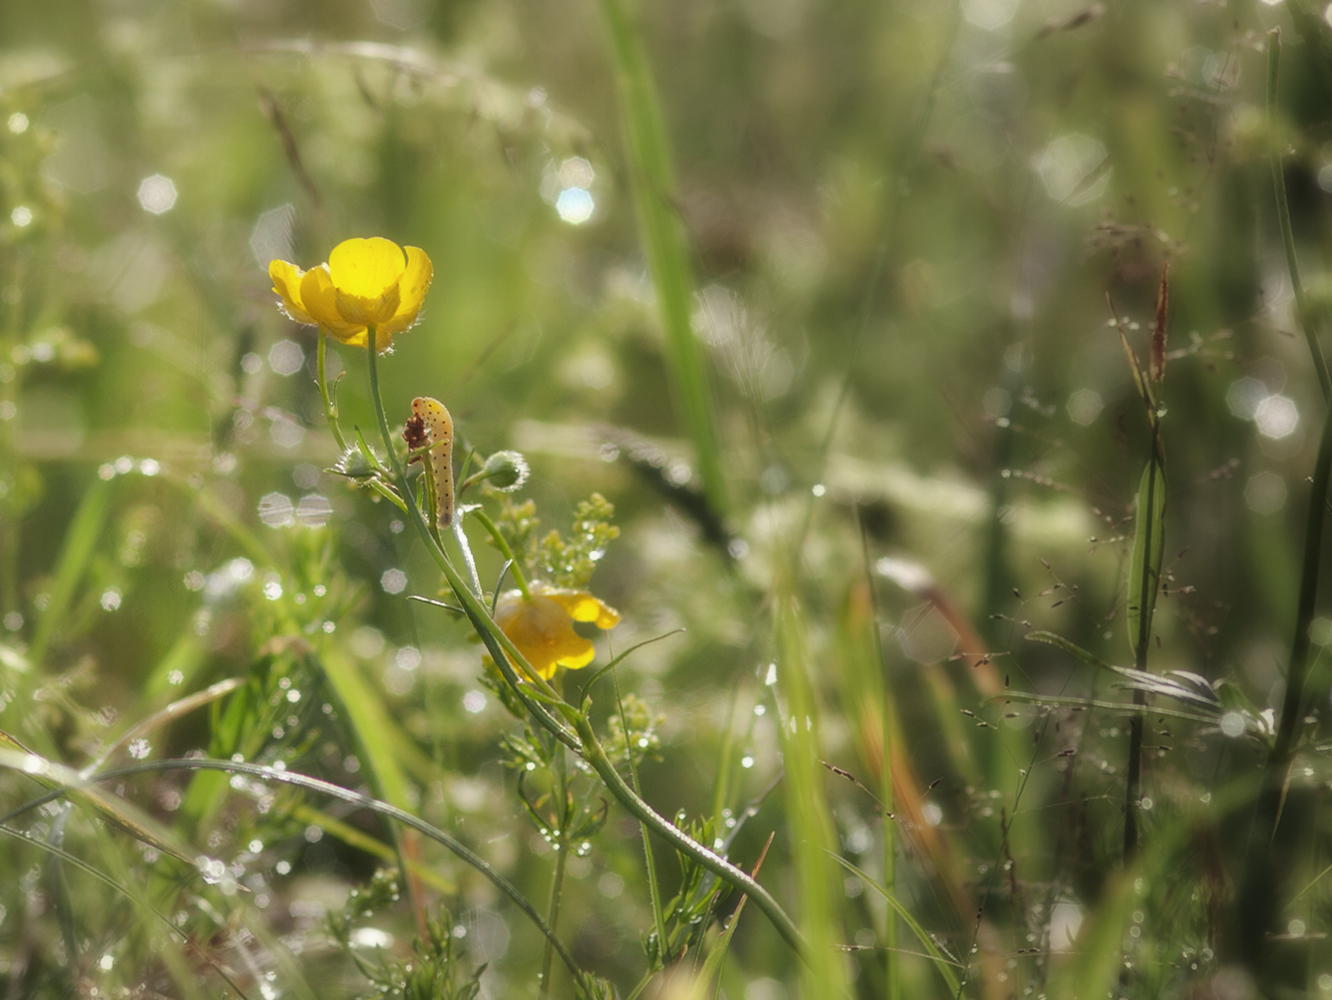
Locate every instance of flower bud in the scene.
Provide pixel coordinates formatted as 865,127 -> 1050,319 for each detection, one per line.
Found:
481,450 -> 529,492
336,446 -> 377,480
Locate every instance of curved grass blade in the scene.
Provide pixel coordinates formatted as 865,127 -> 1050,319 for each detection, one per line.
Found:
89,677 -> 244,774
831,854 -> 964,996
0,739 -> 197,865
0,823 -> 253,999
30,478 -> 110,666
82,756 -> 597,998
989,692 -> 1230,730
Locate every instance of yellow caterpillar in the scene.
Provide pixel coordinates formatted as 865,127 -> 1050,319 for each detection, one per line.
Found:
410,396 -> 455,527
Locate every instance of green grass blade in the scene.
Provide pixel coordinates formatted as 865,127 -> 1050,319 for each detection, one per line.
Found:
776,592 -> 850,997
596,0 -> 727,518
1126,454 -> 1165,659
831,855 -> 963,996
101,755 -> 596,997
30,478 -> 110,666
1267,28 -> 1331,402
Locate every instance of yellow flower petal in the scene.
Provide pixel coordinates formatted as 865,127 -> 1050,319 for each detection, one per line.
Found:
494,586 -> 613,680
380,246 -> 434,334
299,265 -> 367,341
269,259 -> 315,325
547,590 -> 621,629
329,237 -> 406,326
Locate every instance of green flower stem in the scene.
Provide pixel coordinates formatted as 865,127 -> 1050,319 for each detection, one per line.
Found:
1268,29 -> 1331,403
539,746 -> 570,1000
572,711 -> 807,957
316,330 -> 350,452
470,508 -> 532,601
363,332 -> 806,960
614,669 -> 669,976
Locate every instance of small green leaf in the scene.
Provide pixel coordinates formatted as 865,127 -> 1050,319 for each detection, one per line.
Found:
1127,454 -> 1166,658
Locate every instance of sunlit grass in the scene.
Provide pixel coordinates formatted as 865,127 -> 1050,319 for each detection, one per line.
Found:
3,1 -> 1332,998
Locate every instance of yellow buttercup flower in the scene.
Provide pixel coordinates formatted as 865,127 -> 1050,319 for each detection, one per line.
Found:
493,582 -> 621,681
269,237 -> 433,352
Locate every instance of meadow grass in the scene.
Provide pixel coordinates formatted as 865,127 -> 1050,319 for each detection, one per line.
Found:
3,1 -> 1332,998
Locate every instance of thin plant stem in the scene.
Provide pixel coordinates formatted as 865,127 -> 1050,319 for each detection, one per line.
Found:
614,667 -> 670,973
793,2 -> 960,558
1124,440 -> 1160,863
857,512 -> 898,1000
1240,391 -> 1332,967
316,330 -> 349,452
1268,28 -> 1331,403
596,0 -> 727,519
1235,30 -> 1332,974
471,507 -> 532,600
539,745 -> 570,1000
49,754 -> 596,998
573,710 -> 807,956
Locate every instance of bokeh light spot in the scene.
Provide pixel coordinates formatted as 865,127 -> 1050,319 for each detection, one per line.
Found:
1244,471 -> 1287,514
1067,388 -> 1103,426
1254,394 -> 1299,439
137,174 -> 177,214
556,187 -> 595,225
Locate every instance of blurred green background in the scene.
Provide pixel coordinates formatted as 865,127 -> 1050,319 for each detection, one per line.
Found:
4,0 -> 1332,996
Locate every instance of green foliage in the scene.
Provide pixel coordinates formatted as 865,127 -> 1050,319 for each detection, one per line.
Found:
495,492 -> 620,588
10,1 -> 1332,997
605,692 -> 663,768
641,813 -> 730,968
330,874 -> 484,1000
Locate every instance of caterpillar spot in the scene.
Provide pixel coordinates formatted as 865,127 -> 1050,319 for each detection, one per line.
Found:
411,396 -> 454,527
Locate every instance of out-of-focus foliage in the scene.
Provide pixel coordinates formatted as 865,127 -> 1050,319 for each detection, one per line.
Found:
4,0 -> 1332,996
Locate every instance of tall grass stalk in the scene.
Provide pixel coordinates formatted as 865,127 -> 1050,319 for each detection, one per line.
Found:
595,0 -> 727,519
776,591 -> 850,997
1238,28 -> 1332,972
1267,28 -> 1331,403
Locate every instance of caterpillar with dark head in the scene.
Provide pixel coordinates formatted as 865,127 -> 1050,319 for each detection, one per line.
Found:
409,396 -> 454,527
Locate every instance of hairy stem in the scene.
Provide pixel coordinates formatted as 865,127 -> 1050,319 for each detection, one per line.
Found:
316,330 -> 349,452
